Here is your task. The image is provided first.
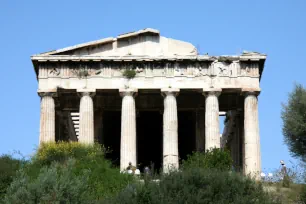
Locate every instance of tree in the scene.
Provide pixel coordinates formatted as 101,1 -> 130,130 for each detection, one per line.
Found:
106,168 -> 279,204
281,83 -> 306,160
0,155 -> 24,199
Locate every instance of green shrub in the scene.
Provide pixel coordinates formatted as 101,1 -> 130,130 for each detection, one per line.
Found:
122,69 -> 136,79
34,142 -> 104,166
72,150 -> 134,200
182,148 -> 233,171
299,184 -> 306,203
107,168 -> 279,204
0,155 -> 25,199
21,142 -> 134,201
4,159 -> 93,204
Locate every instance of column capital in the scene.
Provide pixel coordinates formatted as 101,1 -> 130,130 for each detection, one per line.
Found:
38,89 -> 57,97
77,89 -> 96,97
119,88 -> 138,97
242,88 -> 261,97
203,88 -> 222,97
161,88 -> 180,97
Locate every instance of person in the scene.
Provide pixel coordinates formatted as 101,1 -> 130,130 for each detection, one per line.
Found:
126,162 -> 136,174
144,166 -> 150,175
144,166 -> 152,180
280,160 -> 290,187
126,162 -> 133,170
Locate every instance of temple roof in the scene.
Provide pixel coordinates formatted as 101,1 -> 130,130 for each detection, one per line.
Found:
31,29 -> 266,78
32,28 -> 266,61
34,28 -> 198,57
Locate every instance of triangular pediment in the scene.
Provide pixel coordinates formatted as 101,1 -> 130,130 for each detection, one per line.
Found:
38,28 -> 197,57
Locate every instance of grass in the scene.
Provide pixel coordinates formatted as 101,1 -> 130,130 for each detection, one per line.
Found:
263,182 -> 306,203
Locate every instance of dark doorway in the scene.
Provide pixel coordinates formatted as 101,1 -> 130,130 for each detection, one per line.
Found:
137,111 -> 163,173
178,111 -> 196,161
102,111 -> 121,167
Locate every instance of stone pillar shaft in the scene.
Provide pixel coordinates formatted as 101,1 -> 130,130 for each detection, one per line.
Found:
244,93 -> 261,179
79,91 -> 95,144
120,89 -> 137,171
39,93 -> 56,144
204,90 -> 221,150
162,88 -> 179,173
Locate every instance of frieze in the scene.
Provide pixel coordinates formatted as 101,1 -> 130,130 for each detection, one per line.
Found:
38,60 -> 260,79
49,67 -> 61,76
240,62 -> 259,77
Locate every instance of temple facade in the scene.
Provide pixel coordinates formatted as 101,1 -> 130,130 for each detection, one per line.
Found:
31,28 -> 266,178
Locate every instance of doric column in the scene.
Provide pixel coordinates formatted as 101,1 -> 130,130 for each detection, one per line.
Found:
38,91 -> 56,144
78,89 -> 95,144
243,89 -> 261,179
120,89 -> 137,172
203,89 -> 221,150
161,88 -> 179,173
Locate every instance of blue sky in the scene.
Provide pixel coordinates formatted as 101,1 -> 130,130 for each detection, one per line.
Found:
0,0 -> 305,171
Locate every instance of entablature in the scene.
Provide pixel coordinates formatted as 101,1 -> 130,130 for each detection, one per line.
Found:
34,55 -> 265,91
34,56 -> 264,79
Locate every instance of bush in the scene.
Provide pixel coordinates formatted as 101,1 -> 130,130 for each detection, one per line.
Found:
4,159 -> 92,204
182,148 -> 233,171
0,155 -> 25,199
299,185 -> 306,203
72,150 -> 134,200
122,69 -> 136,79
107,168 -> 279,204
34,142 -> 104,166
20,142 -> 134,201
299,168 -> 306,203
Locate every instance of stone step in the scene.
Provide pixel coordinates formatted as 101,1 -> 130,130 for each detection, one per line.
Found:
70,112 -> 80,140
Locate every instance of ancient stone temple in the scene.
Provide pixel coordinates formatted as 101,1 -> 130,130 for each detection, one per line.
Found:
31,28 -> 266,178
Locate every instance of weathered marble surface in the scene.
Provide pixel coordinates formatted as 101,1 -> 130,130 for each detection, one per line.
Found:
204,89 -> 221,150
39,92 -> 56,144
120,89 -> 137,171
162,88 -> 179,173
78,90 -> 95,144
37,28 -> 197,57
244,91 -> 261,180
33,28 -> 265,92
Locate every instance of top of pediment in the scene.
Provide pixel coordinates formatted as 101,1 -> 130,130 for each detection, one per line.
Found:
34,28 -> 198,57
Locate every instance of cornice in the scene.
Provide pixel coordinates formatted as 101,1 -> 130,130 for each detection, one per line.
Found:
31,54 -> 266,62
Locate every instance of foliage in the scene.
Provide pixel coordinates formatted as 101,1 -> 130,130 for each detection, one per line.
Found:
34,141 -> 104,166
122,69 -> 136,79
299,165 -> 306,203
0,155 -> 25,200
72,150 -> 134,200
262,182 -> 306,204
261,162 -> 306,203
299,184 -> 306,203
21,142 -> 134,201
272,165 -> 304,188
3,159 -> 92,204
281,83 -> 306,160
182,148 -> 233,171
106,168 -> 279,204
